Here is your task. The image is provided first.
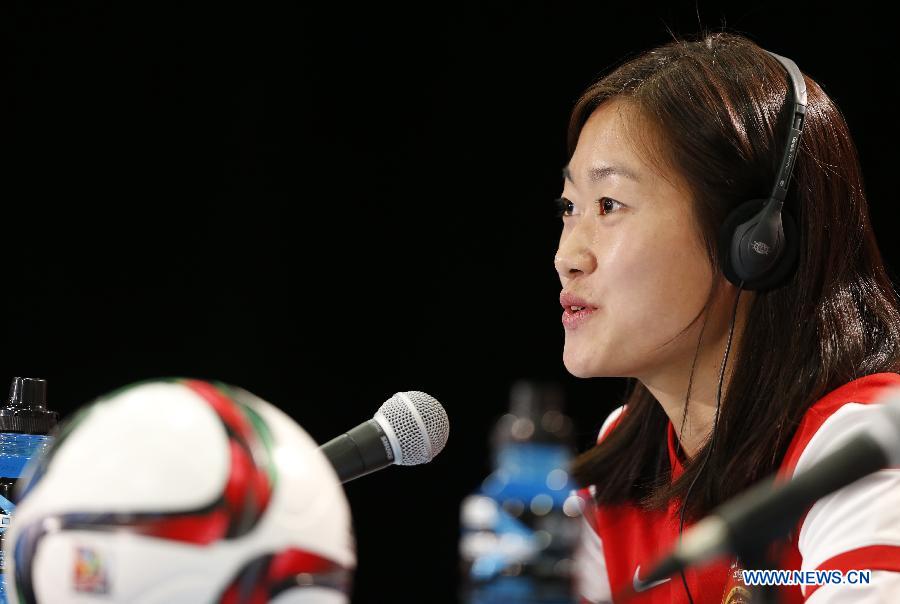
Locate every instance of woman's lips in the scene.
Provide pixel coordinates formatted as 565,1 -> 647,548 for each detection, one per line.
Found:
561,306 -> 597,330
559,292 -> 598,330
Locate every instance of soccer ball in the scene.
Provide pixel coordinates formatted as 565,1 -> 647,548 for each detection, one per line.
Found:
5,379 -> 355,603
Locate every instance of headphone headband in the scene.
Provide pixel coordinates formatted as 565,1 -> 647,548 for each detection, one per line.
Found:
764,51 -> 808,204
720,50 -> 808,290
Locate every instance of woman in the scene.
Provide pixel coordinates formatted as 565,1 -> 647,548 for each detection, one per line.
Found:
554,31 -> 900,603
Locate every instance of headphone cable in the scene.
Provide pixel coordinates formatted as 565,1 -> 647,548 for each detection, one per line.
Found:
677,281 -> 744,603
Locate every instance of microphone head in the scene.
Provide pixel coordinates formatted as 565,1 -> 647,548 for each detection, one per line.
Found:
374,391 -> 449,466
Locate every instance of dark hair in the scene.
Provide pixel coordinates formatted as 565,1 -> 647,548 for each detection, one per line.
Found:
569,31 -> 900,520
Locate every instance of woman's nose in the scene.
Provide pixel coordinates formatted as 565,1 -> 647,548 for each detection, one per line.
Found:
554,235 -> 596,281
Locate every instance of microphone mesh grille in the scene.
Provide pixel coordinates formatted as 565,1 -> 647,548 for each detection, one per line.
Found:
377,391 -> 449,465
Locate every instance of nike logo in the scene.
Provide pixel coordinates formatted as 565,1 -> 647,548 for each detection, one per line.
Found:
633,566 -> 671,593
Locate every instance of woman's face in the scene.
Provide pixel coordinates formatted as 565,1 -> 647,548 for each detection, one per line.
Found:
554,100 -> 718,380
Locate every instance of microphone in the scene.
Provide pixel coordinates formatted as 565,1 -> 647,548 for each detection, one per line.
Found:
319,390 -> 449,483
639,386 -> 900,587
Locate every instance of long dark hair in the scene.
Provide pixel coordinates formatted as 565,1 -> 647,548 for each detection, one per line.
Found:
569,31 -> 900,520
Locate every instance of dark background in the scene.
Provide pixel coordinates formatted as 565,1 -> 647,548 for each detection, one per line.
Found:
1,1 -> 897,602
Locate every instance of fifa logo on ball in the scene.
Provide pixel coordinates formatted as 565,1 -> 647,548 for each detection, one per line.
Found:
73,547 -> 109,595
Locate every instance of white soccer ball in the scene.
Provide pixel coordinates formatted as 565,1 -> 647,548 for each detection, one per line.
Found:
4,379 -> 355,603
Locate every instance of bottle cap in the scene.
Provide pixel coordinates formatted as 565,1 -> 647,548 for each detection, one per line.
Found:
492,380 -> 573,446
0,377 -> 59,434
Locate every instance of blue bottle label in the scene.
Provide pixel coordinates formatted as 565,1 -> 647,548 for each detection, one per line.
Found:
0,433 -> 52,480
0,494 -> 12,534
0,433 -> 52,582
0,494 -> 11,576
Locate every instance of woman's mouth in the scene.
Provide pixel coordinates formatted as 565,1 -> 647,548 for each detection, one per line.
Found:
559,292 -> 598,330
561,305 -> 597,330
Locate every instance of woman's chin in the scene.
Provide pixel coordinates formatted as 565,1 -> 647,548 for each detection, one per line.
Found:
562,352 -> 599,378
563,348 -> 625,378
565,366 -> 595,378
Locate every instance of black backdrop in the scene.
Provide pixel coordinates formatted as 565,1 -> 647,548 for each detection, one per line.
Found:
2,2 -> 897,603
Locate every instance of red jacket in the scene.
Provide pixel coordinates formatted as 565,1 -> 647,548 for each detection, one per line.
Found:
574,372 -> 900,603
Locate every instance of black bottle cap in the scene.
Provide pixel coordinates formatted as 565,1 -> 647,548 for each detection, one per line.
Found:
491,380 -> 574,446
0,377 -> 58,434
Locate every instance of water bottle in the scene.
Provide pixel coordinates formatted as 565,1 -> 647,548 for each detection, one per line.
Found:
0,378 -> 58,603
459,380 -> 582,604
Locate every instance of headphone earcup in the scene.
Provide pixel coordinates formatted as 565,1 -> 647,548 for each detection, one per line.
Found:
718,199 -> 799,291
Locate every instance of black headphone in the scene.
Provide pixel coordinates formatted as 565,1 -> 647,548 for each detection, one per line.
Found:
718,50 -> 807,291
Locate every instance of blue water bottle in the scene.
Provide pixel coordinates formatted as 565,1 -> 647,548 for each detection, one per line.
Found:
0,378 -> 58,603
459,380 -> 581,604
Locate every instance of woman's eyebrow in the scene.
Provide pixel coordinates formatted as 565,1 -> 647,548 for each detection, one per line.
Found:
562,163 -> 642,184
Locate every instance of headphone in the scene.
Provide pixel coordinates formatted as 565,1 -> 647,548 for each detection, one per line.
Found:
718,50 -> 808,291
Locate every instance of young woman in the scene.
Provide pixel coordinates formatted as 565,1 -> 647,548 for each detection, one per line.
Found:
554,32 -> 900,603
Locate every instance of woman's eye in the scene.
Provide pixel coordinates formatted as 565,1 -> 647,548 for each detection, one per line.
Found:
553,197 -> 575,218
553,196 -> 623,219
596,196 -> 622,216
